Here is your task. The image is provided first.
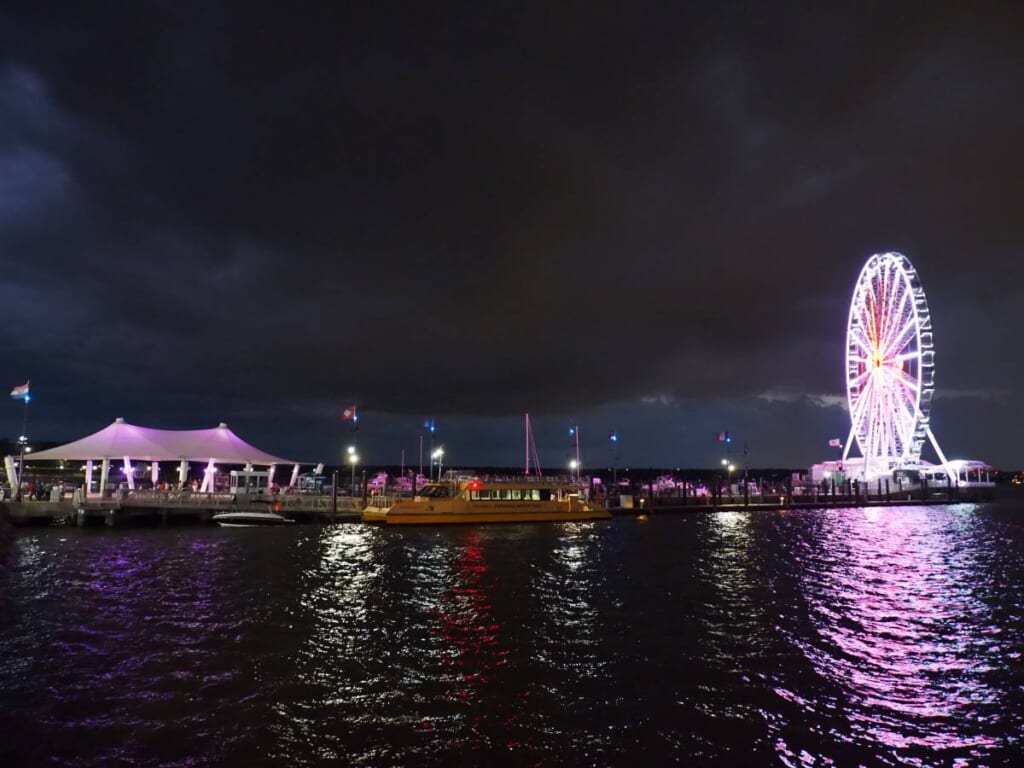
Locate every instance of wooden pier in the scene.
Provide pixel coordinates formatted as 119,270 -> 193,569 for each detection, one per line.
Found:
612,482 -> 996,514
1,484 -> 1001,527
1,490 -> 364,527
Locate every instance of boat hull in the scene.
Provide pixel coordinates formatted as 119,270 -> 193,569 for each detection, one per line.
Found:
212,511 -> 294,527
362,507 -> 610,525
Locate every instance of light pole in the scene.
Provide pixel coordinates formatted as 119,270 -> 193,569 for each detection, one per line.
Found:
609,430 -> 618,487
15,435 -> 28,500
569,459 -> 579,483
432,447 -> 444,480
569,425 -> 580,481
347,445 -> 358,495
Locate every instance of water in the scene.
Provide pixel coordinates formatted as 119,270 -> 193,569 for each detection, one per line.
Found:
1,505 -> 1022,766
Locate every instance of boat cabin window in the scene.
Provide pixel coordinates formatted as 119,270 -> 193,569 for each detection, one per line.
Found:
468,489 -> 552,501
420,484 -> 451,498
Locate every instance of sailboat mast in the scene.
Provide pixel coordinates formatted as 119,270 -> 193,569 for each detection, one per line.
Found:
525,413 -> 530,475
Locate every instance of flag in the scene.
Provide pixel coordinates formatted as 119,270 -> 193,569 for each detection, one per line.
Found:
716,431 -> 730,442
341,405 -> 357,421
828,438 -> 842,447
9,381 -> 29,400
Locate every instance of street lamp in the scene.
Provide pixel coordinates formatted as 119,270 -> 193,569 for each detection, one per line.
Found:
15,435 -> 29,500
609,430 -> 618,486
569,459 -> 579,482
347,446 -> 358,494
432,447 -> 444,480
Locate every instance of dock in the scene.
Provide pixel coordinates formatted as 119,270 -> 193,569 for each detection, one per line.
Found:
1,483 -> 1000,527
1,490 -> 364,527
611,481 -> 996,514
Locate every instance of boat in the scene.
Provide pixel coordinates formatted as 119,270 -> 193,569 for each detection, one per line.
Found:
211,511 -> 295,527
362,477 -> 610,525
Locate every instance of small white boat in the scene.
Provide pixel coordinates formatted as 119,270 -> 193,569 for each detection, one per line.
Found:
211,511 -> 294,527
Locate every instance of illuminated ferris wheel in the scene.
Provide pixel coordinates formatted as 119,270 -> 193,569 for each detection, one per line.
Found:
842,252 -> 950,478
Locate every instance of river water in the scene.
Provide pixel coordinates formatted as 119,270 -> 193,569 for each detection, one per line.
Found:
1,504 -> 1022,767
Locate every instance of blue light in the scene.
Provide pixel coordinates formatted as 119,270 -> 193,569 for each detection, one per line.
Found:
568,426 -> 575,436
24,394 -> 31,403
609,431 -> 618,442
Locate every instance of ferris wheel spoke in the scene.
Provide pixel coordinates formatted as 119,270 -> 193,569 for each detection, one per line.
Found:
851,331 -> 873,357
864,292 -> 881,349
883,364 -> 920,394
880,276 -> 909,351
851,375 -> 876,434
896,394 -> 914,452
884,384 -> 901,458
883,312 -> 918,360
876,271 -> 895,348
895,407 -> 915,455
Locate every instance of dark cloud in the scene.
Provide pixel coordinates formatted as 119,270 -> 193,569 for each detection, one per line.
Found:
2,2 -> 1023,467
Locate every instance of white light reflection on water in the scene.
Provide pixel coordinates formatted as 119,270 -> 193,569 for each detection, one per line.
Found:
689,510 -> 774,756
527,521 -> 613,759
271,524 -> 385,762
771,505 -> 1012,766
534,522 -> 606,674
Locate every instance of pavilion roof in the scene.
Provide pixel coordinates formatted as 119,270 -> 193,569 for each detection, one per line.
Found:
23,418 -> 298,465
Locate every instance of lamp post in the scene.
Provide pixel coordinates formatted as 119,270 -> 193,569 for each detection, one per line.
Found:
15,435 -> 28,500
569,425 -> 580,481
569,459 -> 579,483
609,430 -> 618,487
347,445 -> 358,495
432,447 -> 444,480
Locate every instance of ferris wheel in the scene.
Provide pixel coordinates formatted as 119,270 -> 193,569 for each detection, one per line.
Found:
842,252 -> 950,478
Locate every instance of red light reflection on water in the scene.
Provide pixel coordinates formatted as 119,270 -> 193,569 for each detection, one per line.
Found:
427,533 -> 508,704
773,507 -> 1006,764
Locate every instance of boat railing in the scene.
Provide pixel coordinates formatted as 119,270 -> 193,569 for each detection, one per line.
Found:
365,494 -> 397,509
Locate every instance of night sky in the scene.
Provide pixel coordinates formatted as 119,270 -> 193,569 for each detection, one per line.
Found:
2,3 -> 1022,471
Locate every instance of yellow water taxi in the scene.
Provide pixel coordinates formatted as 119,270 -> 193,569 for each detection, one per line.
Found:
362,477 -> 610,525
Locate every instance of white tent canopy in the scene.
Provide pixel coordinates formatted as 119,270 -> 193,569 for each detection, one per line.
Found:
25,418 -> 297,465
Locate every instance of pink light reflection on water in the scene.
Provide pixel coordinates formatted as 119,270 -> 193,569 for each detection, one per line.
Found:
774,505 -> 1006,764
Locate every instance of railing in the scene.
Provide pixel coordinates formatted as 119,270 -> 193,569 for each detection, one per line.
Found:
81,490 -> 364,512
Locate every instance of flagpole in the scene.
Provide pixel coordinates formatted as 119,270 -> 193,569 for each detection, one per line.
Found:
16,387 -> 29,501
20,394 -> 29,444
743,440 -> 749,485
